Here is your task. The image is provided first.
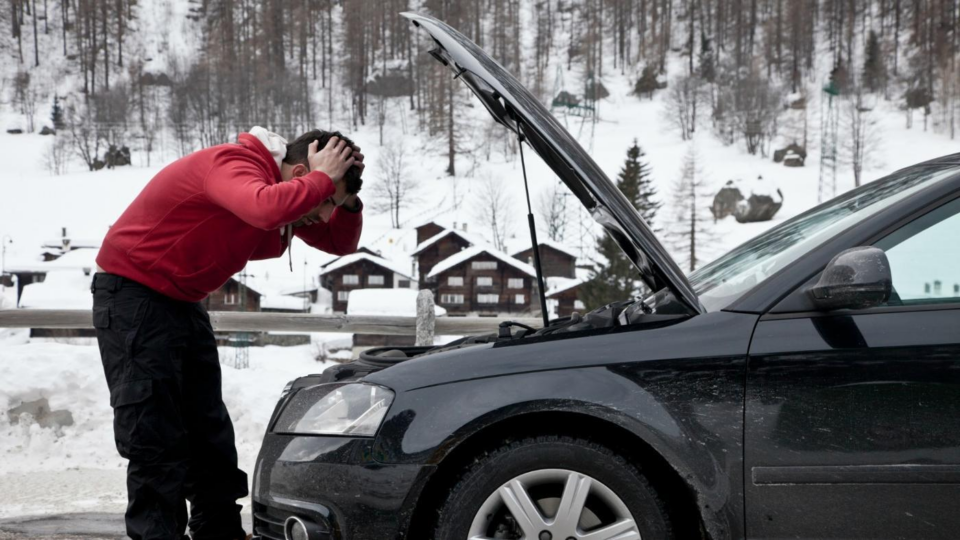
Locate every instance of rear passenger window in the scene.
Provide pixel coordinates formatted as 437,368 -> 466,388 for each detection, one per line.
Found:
876,197 -> 960,305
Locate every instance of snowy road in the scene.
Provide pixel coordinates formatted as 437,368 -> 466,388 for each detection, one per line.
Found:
0,513 -> 254,539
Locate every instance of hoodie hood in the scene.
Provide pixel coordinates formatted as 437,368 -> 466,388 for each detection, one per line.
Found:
248,126 -> 288,172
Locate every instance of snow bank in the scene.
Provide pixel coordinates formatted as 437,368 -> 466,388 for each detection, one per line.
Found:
0,340 -> 330,517
346,288 -> 447,317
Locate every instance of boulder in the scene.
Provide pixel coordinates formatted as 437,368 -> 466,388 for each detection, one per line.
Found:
711,181 -> 744,221
7,396 -> 74,429
104,145 -> 132,168
39,126 -> 56,135
714,177 -> 785,223
6,128 -> 23,134
773,142 -> 807,164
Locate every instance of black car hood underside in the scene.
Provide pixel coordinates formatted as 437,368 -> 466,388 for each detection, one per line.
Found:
403,12 -> 704,315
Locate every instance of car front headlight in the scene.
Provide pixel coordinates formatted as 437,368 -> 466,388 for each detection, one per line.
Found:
273,383 -> 394,437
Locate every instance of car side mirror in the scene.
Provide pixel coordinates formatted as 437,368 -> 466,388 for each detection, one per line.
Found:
809,247 -> 892,311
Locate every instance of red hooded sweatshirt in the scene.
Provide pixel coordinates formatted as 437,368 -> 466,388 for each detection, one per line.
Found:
96,133 -> 362,301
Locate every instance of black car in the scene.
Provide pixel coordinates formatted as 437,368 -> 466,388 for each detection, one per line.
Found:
251,13 -> 960,540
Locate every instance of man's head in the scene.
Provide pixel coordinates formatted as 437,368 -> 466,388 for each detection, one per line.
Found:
281,130 -> 363,194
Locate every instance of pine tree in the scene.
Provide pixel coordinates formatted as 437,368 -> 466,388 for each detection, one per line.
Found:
862,31 -> 886,94
670,144 -> 714,272
50,95 -> 64,130
580,140 -> 659,310
634,65 -> 661,99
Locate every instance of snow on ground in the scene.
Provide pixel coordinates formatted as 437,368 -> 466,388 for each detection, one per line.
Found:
0,334 -> 331,518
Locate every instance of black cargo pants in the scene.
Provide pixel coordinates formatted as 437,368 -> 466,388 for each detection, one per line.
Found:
91,273 -> 248,540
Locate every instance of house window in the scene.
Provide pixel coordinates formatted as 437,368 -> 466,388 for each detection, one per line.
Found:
342,274 -> 359,285
448,276 -> 464,287
478,294 -> 499,304
477,276 -> 493,287
398,279 -> 411,288
337,290 -> 350,301
472,261 -> 497,270
514,294 -> 525,304
368,274 -> 385,285
440,294 -> 464,304
224,293 -> 238,305
508,278 -> 524,289
574,300 -> 586,310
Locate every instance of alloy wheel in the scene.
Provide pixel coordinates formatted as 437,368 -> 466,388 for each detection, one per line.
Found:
467,468 -> 640,540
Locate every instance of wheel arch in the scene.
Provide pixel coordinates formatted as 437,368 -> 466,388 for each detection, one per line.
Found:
402,409 -> 708,539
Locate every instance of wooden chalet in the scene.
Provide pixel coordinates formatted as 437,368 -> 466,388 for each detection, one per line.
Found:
412,227 -> 476,284
320,251 -> 415,313
512,240 -> 578,278
546,277 -> 587,318
427,246 -> 537,315
204,276 -> 262,312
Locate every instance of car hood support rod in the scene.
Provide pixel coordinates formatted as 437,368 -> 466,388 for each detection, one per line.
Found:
517,124 -> 550,328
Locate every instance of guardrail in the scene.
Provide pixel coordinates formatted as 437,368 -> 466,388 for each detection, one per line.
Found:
0,291 -> 541,346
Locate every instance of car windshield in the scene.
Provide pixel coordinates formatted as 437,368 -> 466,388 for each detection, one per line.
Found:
688,165 -> 958,311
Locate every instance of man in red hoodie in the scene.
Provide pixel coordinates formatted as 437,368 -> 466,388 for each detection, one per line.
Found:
91,128 -> 363,540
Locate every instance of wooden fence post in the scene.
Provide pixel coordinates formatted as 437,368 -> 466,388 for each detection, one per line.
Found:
416,289 -> 435,346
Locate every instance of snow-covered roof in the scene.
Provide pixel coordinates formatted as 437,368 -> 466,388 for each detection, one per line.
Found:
18,271 -> 94,310
512,239 -> 579,259
40,238 -> 101,250
346,288 -> 447,317
546,276 -> 585,297
319,252 -> 414,281
427,246 -> 537,279
411,228 -> 482,256
260,294 -> 310,311
3,248 -> 99,274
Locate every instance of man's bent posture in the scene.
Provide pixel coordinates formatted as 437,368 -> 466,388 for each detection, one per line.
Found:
92,128 -> 363,540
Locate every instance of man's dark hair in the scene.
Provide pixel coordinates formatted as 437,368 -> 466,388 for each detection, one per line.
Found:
284,130 -> 362,194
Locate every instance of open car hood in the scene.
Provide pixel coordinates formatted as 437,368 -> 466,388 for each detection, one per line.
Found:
404,13 -> 704,314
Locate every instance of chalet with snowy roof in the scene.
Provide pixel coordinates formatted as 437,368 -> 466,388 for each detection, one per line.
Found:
428,246 -> 537,315
412,226 -> 479,284
320,251 -> 416,313
415,221 -> 446,244
546,277 -> 587,318
203,276 -> 262,312
512,240 -> 578,278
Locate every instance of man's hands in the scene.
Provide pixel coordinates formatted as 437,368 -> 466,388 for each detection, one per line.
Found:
308,137 -> 362,181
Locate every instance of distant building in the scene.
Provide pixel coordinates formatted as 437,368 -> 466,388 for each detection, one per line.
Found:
512,240 -> 578,278
428,246 -> 537,315
320,251 -> 416,313
546,277 -> 586,318
204,276 -> 262,312
412,227 -> 476,284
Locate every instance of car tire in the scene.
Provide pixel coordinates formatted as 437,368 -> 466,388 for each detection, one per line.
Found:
433,435 -> 674,540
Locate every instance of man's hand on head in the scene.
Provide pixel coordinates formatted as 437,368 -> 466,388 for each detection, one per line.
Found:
307,136 -> 356,183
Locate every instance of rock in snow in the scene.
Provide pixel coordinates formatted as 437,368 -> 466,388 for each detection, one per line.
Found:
711,176 -> 784,224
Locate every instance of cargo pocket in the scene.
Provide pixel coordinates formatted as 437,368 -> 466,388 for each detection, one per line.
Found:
110,379 -> 184,462
92,306 -> 110,329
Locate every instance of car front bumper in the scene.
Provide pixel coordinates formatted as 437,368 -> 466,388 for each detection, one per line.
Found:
252,434 -> 434,540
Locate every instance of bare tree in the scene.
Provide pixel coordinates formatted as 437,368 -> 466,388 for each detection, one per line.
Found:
370,141 -> 420,228
474,175 -> 513,252
13,71 -> 39,133
67,104 -> 104,171
663,73 -> 706,140
716,66 -> 782,155
843,89 -> 881,188
537,181 -> 571,243
43,135 -> 70,175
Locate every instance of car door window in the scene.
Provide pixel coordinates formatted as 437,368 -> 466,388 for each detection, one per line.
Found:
876,197 -> 960,305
